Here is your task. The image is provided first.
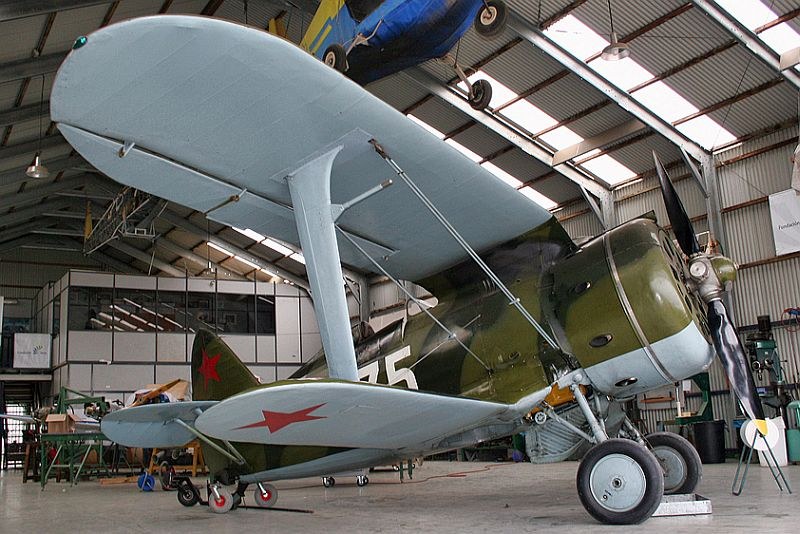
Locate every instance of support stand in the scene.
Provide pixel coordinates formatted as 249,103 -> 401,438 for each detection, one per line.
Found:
732,430 -> 792,496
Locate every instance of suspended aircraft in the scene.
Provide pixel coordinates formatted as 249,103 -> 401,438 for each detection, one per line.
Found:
50,15 -> 768,525
298,0 -> 508,110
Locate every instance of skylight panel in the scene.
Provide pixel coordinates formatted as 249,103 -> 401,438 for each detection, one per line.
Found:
233,226 -> 266,243
545,15 -> 608,60
481,161 -> 522,187
262,238 -> 293,257
630,81 -> 696,122
288,252 -> 306,265
207,242 -> 233,256
538,126 -> 584,150
446,139 -> 482,162
715,1 -> 800,55
500,99 -> 558,133
580,154 -> 637,186
676,115 -> 736,149
519,186 -> 558,210
588,56 -> 652,90
233,255 -> 259,269
760,23 -> 800,55
407,114 -> 445,138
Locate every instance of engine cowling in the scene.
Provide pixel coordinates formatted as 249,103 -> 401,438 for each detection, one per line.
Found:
549,217 -> 714,399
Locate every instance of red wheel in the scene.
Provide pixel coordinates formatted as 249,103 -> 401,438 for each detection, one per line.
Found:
253,483 -> 278,508
208,486 -> 233,514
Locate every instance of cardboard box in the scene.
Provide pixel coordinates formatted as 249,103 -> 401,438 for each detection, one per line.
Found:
45,413 -> 80,434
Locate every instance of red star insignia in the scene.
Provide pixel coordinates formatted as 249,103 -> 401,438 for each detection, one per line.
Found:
197,349 -> 221,389
235,403 -> 326,434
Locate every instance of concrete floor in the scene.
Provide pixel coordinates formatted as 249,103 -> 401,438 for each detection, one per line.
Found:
1,461 -> 798,533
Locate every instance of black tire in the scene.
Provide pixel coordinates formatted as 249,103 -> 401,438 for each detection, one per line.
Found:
474,0 -> 508,39
323,44 -> 348,72
322,476 -> 335,488
646,432 -> 702,494
577,438 -> 664,525
177,485 -> 199,507
469,79 -> 492,110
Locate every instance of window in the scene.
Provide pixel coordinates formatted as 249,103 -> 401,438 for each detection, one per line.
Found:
156,291 -> 187,332
217,293 -> 255,334
256,295 -> 276,335
113,289 -> 158,332
68,287 -> 113,331
187,292 -> 216,333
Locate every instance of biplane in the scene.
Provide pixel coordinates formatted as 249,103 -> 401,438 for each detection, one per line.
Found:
299,0 -> 508,109
50,15 -> 767,524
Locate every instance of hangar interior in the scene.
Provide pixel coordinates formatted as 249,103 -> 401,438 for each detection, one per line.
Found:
0,0 -> 799,527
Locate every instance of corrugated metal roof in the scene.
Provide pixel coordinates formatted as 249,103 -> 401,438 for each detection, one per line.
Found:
706,82 -> 798,138
574,0 -> 690,39
367,74 -> 429,111
409,97 -> 472,134
480,40 -> 566,95
527,73 -> 609,124
450,124 -> 511,159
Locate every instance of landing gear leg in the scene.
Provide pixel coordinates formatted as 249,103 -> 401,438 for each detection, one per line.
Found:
440,54 -> 493,110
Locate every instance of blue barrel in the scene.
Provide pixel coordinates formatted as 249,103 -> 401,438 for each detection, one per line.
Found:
693,420 -> 726,464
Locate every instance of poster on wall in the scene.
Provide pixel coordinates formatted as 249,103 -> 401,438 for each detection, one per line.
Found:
13,333 -> 51,369
768,189 -> 800,255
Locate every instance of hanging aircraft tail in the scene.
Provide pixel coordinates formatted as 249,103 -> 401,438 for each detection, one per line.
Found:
191,329 -> 260,402
300,0 -> 357,58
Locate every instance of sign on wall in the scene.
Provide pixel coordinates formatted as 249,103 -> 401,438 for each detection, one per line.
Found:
13,333 -> 51,369
768,189 -> 800,255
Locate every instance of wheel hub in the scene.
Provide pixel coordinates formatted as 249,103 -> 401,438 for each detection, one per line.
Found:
589,453 -> 647,512
480,6 -> 497,25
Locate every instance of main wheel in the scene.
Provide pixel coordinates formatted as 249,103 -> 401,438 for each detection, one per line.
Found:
323,44 -> 347,72
208,486 -> 234,514
356,475 -> 369,487
646,432 -> 702,494
322,476 -> 335,488
469,79 -> 492,110
474,0 -> 508,39
254,484 -> 278,508
577,438 -> 664,525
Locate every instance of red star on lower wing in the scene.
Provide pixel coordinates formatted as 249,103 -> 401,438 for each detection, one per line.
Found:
198,349 -> 221,389
235,403 -> 327,433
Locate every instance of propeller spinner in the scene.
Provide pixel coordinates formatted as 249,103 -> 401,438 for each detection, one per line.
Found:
653,152 -> 767,436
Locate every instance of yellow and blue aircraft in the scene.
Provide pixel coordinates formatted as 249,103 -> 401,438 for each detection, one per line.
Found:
51,15 -> 769,525
299,0 -> 507,109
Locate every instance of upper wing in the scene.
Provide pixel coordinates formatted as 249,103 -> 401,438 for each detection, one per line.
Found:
194,380 -> 513,450
51,15 -> 556,282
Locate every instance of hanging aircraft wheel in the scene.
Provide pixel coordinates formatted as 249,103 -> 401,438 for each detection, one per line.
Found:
474,0 -> 508,39
356,475 -> 369,487
646,432 -> 702,494
322,476 -> 335,488
177,484 -> 200,507
323,44 -> 348,73
208,486 -> 234,514
576,438 -> 664,525
468,79 -> 492,110
253,484 -> 278,508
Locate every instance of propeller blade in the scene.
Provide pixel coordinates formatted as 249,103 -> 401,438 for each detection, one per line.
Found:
653,152 -> 701,256
707,299 -> 766,431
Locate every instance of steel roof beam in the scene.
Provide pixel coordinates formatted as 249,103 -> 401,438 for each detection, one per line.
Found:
0,1 -> 112,22
0,134 -> 67,160
81,242 -> 142,274
155,237 -> 247,280
0,197 -> 72,228
0,173 -> 91,211
0,52 -> 66,84
506,12 -> 708,161
691,0 -> 800,92
159,209 -> 310,289
106,239 -> 185,277
0,101 -> 50,129
0,218 -> 59,244
403,67 -> 616,229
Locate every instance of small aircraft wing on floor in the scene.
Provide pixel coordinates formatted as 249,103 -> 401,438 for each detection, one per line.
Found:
101,401 -> 217,448
51,15 -> 558,283
194,380 -> 524,451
